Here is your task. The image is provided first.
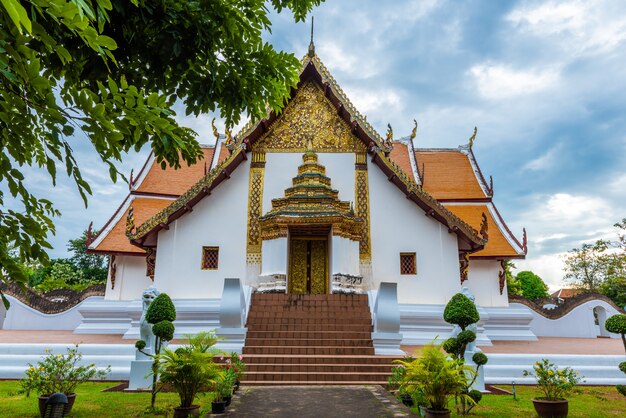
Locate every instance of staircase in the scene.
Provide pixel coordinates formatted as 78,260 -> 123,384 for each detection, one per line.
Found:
241,293 -> 399,385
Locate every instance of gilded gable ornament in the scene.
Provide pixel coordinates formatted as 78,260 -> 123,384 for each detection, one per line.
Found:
253,81 -> 365,153
480,212 -> 489,241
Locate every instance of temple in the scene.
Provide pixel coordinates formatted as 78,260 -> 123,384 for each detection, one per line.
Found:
83,50 -> 533,350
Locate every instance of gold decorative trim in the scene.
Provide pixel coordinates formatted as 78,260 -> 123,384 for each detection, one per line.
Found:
259,150 -> 363,242
146,248 -> 156,281
460,252 -> 470,284
253,81 -> 366,153
246,152 -> 265,262
355,159 -> 372,262
109,255 -> 116,290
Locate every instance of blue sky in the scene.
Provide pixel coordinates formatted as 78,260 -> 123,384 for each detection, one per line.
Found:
22,0 -> 626,290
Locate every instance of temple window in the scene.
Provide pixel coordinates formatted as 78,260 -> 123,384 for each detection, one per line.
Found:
400,252 -> 416,275
201,246 -> 219,270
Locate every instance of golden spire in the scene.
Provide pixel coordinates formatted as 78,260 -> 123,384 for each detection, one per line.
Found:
410,119 -> 418,140
468,126 -> 478,149
308,16 -> 315,57
211,118 -> 219,141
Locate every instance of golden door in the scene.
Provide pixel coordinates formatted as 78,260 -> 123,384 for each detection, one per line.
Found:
288,238 -> 327,294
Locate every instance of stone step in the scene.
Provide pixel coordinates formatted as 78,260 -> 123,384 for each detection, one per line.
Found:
240,380 -> 389,386
246,331 -> 372,340
246,318 -> 372,325
246,324 -> 373,332
247,311 -> 370,318
244,338 -> 373,347
241,354 -> 400,365
246,363 -> 393,373
243,371 -> 392,382
242,346 -> 376,356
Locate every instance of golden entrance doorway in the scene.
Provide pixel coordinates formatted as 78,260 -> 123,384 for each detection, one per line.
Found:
288,237 -> 328,294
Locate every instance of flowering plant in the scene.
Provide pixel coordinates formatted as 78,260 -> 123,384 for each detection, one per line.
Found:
20,345 -> 110,396
226,352 -> 246,381
523,359 -> 582,401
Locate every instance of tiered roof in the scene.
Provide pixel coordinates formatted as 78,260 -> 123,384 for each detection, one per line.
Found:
389,142 -> 526,259
89,52 -> 524,260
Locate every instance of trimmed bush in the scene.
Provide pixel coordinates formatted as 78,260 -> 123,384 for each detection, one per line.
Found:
469,389 -> 482,403
472,352 -> 488,366
619,361 -> 626,374
617,385 -> 626,396
135,340 -> 146,350
443,293 -> 479,330
145,293 -> 176,324
457,330 -> 477,345
152,320 -> 175,342
605,314 -> 626,335
442,338 -> 460,355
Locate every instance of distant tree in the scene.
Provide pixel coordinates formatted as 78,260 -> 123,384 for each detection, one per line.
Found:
68,229 -> 107,282
563,219 -> 626,294
503,261 -> 522,296
516,271 -> 549,300
601,277 -> 626,310
0,0 -> 322,309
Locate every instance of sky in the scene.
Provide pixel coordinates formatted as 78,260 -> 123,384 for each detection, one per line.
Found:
17,0 -> 626,291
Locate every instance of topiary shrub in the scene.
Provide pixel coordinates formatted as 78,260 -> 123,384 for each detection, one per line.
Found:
153,320 -> 175,342
443,293 -> 479,330
145,293 -> 176,324
457,330 -> 477,345
442,292 -> 485,415
472,352 -> 488,366
135,292 -> 177,410
605,314 -> 626,397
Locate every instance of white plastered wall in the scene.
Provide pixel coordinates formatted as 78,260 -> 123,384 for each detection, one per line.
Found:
261,238 -> 288,276
153,158 -> 251,299
465,260 -> 509,307
368,159 -> 461,305
104,255 -> 152,301
331,235 -> 359,276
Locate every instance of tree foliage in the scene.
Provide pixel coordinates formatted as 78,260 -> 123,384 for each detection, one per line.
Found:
0,0 -> 322,308
67,228 -> 107,279
515,271 -> 550,300
443,293 -> 479,330
562,220 -> 626,304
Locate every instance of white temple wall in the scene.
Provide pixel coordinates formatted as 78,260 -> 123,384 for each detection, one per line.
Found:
153,159 -> 251,299
331,235 -> 360,276
368,160 -> 461,305
261,238 -> 288,276
466,260 -> 508,307
104,255 -> 152,301
263,153 -> 355,208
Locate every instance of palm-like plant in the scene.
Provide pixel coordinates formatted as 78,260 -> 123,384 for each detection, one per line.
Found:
396,344 -> 475,412
156,346 -> 219,408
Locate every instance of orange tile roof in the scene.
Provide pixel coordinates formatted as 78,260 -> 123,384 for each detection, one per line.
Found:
388,143 -> 414,178
446,205 -> 520,258
93,197 -> 173,254
136,148 -> 215,196
217,144 -> 230,164
551,288 -> 582,299
414,151 -> 487,200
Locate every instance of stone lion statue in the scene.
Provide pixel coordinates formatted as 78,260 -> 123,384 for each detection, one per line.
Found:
139,286 -> 160,355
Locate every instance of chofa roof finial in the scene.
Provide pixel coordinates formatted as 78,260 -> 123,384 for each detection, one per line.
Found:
308,16 -> 315,57
468,126 -> 478,149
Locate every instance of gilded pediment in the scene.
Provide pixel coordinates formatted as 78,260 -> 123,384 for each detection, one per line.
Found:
253,81 -> 366,153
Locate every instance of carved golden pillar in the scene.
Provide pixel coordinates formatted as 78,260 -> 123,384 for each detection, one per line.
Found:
354,152 -> 372,278
246,152 -> 266,271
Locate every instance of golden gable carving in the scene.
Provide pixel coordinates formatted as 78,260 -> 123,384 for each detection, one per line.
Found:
254,81 -> 366,153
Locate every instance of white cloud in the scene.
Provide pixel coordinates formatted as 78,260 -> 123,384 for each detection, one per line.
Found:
514,253 -> 567,291
344,86 -> 404,115
469,63 -> 559,100
506,0 -> 626,55
523,145 -> 561,171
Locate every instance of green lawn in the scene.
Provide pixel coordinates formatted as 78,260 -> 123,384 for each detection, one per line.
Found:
1,381 -> 624,417
0,381 -> 215,417
410,385 -> 626,417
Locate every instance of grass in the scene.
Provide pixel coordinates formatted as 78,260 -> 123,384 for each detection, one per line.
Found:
408,385 -> 626,417
1,380 -> 624,417
0,381 -> 216,418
